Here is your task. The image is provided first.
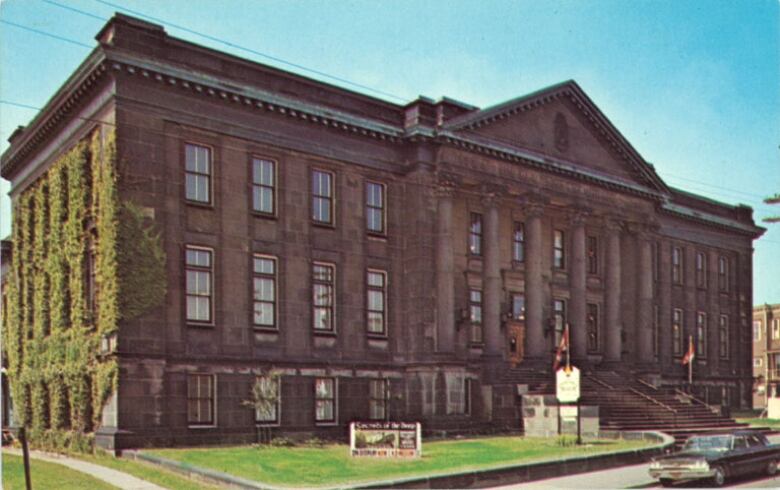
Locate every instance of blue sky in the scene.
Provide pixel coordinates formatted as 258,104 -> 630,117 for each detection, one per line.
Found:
1,0 -> 778,303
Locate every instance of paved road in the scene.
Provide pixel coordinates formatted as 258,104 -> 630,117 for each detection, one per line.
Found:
494,434 -> 780,489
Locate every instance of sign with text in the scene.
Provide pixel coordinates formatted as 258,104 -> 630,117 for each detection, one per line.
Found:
556,366 -> 581,403
350,421 -> 421,458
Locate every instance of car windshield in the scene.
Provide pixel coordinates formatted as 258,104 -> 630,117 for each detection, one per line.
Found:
682,435 -> 732,451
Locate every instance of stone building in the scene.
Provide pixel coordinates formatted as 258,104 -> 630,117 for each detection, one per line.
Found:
0,14 -> 765,449
753,303 -> 780,409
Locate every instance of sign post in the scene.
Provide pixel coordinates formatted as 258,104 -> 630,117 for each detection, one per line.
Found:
556,366 -> 582,444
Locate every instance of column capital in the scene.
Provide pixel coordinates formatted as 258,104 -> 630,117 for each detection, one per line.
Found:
603,215 -> 626,232
480,183 -> 505,208
567,207 -> 591,227
434,181 -> 457,198
626,220 -> 660,239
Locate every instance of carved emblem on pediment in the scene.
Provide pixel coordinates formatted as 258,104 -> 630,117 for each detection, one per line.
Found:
554,112 -> 569,153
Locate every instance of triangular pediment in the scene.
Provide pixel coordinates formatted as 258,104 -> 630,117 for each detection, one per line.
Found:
444,81 -> 668,192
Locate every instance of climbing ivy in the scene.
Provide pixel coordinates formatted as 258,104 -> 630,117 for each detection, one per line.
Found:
1,127 -> 166,452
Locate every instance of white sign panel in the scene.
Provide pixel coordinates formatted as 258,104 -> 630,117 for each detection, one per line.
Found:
556,366 -> 581,403
350,422 -> 421,458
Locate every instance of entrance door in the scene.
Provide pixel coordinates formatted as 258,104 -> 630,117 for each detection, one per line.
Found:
508,323 -> 525,366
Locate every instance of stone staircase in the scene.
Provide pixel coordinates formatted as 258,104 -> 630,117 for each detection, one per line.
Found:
500,366 -> 759,447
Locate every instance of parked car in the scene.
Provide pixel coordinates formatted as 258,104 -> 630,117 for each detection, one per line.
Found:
648,430 -> 780,487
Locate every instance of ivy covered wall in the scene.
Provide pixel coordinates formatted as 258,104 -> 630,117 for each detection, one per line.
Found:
2,127 -> 165,451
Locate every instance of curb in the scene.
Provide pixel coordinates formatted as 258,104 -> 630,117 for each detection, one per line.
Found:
128,431 -> 674,490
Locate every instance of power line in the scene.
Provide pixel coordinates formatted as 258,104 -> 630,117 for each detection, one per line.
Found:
84,0 -> 408,103
41,0 -> 106,22
0,18 -> 93,49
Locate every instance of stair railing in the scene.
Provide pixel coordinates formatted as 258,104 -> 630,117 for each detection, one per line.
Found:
636,377 -> 659,391
589,375 -> 615,390
629,387 -> 678,427
674,388 -> 720,415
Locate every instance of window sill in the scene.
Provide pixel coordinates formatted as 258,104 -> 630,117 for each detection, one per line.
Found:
185,200 -> 214,209
315,421 -> 338,427
312,221 -> 336,229
187,322 -> 215,328
367,232 -> 388,241
255,422 -> 280,427
313,330 -> 338,337
253,326 -> 279,333
252,211 -> 278,220
188,423 -> 217,429
367,333 -> 388,340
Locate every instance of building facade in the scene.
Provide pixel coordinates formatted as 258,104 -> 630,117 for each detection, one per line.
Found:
753,304 -> 780,409
0,15 -> 765,449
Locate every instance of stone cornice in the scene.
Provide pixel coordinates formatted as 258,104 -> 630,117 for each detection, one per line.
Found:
1,49 -> 109,179
660,202 -> 765,238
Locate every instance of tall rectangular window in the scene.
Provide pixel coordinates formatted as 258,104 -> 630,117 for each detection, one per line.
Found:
754,321 -> 763,341
672,308 -> 683,356
469,213 -> 483,256
366,269 -> 387,336
512,222 -> 525,262
653,305 -> 660,358
553,230 -> 565,269
696,312 -> 707,358
251,157 -> 276,215
719,315 -> 729,359
446,375 -> 471,415
773,319 -> 780,340
553,299 -> 566,346
312,263 -> 335,332
253,375 -> 280,425
312,169 -> 334,224
695,251 -> 707,288
315,378 -> 336,424
511,293 -> 525,321
672,247 -> 683,285
469,289 -> 483,344
586,303 -> 599,352
187,374 -> 215,425
718,256 -> 728,291
365,181 -> 385,235
252,255 -> 277,329
587,236 -> 598,274
185,143 -> 211,204
368,379 -> 388,421
185,246 -> 213,324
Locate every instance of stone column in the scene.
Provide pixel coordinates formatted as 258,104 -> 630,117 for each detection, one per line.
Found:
483,195 -> 502,357
636,229 -> 654,363
569,211 -> 588,360
435,183 -> 456,353
605,218 -> 623,361
524,204 -> 545,359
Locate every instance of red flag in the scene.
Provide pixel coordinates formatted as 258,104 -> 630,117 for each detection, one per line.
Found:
553,326 -> 569,371
681,335 -> 695,365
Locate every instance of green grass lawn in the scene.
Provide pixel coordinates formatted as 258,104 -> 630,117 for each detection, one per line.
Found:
148,436 -> 652,487
737,417 -> 780,430
2,453 -> 118,490
74,452 -> 220,490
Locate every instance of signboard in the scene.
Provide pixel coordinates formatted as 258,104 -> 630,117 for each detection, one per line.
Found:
556,366 -> 581,403
559,405 -> 579,420
350,422 -> 421,458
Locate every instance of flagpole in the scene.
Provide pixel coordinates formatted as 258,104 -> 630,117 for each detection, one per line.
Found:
688,335 -> 693,385
566,323 -> 571,371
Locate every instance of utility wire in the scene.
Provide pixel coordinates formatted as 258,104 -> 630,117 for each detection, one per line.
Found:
85,0 -> 408,102
0,18 -> 93,49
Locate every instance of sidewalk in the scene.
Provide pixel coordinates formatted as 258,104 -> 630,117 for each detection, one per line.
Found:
3,448 -> 165,490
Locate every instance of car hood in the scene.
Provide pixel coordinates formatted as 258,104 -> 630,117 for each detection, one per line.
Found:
657,450 -> 724,462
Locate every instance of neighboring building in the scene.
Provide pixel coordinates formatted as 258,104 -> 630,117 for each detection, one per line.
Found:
753,303 -> 780,409
0,15 -> 765,450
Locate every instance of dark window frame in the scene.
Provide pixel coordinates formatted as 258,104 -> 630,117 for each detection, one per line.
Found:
469,289 -> 483,344
368,378 -> 388,421
695,251 -> 707,289
672,246 -> 683,285
719,315 -> 729,359
553,229 -> 566,270
696,311 -> 707,359
365,181 -> 386,236
366,269 -> 388,337
311,168 -> 335,225
553,298 -> 567,346
672,308 -> 683,356
512,221 -> 525,262
185,245 -> 214,325
252,254 -> 277,330
314,377 -> 337,424
184,142 -> 213,205
253,375 -> 281,426
469,213 -> 483,256
586,235 -> 598,274
511,293 -> 525,321
251,156 -> 277,217
586,303 -> 599,352
718,256 -> 729,292
187,373 -> 216,426
312,262 -> 336,333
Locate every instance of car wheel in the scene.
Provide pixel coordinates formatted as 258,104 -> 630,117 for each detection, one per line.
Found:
711,465 -> 726,487
659,478 -> 674,487
768,459 -> 779,476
